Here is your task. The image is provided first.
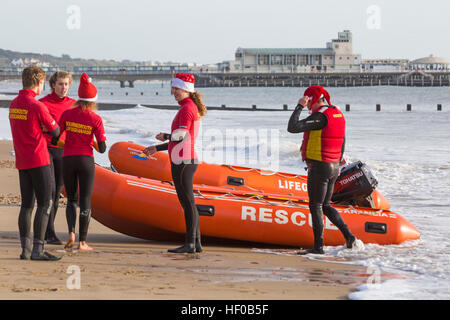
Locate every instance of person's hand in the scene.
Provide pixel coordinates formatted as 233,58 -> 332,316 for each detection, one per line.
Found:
155,132 -> 167,141
41,124 -> 48,133
143,146 -> 157,156
298,96 -> 310,107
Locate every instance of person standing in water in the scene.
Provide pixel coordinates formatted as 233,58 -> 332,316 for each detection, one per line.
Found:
9,65 -> 62,261
143,73 -> 206,254
52,73 -> 107,251
287,85 -> 357,254
39,71 -> 76,245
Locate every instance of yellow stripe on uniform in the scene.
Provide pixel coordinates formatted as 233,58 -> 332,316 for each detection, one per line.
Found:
306,129 -> 323,161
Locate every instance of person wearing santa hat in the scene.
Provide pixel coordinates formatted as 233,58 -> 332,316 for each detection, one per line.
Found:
143,73 -> 207,254
51,73 -> 107,251
287,85 -> 358,254
39,71 -> 76,245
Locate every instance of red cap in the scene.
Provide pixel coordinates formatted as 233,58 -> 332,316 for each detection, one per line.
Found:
304,86 -> 331,109
78,73 -> 98,101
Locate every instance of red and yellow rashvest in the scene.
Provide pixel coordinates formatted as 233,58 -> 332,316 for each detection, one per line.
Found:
301,106 -> 345,163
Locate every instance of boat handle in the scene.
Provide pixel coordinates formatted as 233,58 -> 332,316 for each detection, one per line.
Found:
365,222 -> 387,234
227,176 -> 245,186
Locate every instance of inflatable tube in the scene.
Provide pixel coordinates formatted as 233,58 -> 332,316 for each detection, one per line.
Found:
91,165 -> 419,247
108,141 -> 390,210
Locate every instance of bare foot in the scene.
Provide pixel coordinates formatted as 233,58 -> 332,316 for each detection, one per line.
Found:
78,241 -> 93,251
65,232 -> 76,249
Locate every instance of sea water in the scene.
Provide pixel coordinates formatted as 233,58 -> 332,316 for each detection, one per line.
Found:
1,82 -> 449,299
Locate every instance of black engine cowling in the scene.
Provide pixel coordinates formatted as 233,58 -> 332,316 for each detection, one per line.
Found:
332,161 -> 378,206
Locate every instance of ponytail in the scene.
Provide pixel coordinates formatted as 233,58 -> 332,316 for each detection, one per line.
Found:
75,100 -> 97,111
189,91 -> 207,117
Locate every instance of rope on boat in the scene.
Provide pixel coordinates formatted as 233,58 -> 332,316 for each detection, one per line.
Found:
226,165 -> 307,180
195,190 -> 385,216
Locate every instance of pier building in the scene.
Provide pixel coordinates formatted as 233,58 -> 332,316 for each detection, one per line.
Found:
232,30 -> 361,73
408,55 -> 450,71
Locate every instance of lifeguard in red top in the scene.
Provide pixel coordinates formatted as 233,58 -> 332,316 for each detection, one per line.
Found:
9,65 -> 62,261
52,73 -> 107,251
39,71 -> 76,245
144,73 -> 207,254
288,85 -> 360,254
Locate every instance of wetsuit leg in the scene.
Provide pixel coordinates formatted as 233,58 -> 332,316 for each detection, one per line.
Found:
169,162 -> 199,253
307,161 -> 354,252
307,161 -> 331,252
24,165 -> 60,260
63,156 -> 79,234
30,165 -> 52,243
46,147 -> 64,240
18,169 -> 36,259
46,149 -> 56,240
76,156 -> 95,242
321,163 -> 353,241
181,163 -> 200,249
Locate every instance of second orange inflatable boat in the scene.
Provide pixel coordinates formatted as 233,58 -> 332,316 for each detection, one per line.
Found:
90,166 -> 419,247
108,141 -> 390,210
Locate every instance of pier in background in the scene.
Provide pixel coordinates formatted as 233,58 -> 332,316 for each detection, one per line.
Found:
1,66 -> 449,87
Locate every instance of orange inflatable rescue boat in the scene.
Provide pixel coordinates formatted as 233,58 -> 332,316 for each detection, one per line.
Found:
90,165 -> 420,247
108,141 -> 390,210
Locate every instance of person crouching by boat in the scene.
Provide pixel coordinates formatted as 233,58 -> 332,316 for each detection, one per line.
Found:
143,73 -> 206,254
39,71 -> 76,245
51,73 -> 107,251
9,65 -> 62,261
287,85 -> 358,255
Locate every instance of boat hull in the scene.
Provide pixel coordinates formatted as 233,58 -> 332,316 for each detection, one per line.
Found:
91,166 -> 420,247
108,141 -> 390,210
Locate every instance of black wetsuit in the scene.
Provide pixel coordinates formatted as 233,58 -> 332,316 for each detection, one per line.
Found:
63,155 -> 95,242
51,138 -> 106,242
156,138 -> 201,253
18,165 -> 52,256
46,147 -> 64,241
171,162 -> 200,248
18,127 -> 60,260
288,104 -> 354,252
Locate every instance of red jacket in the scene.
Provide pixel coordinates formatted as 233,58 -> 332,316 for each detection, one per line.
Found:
39,92 -> 76,148
59,106 -> 106,157
301,106 -> 345,163
168,97 -> 200,163
9,89 -> 58,170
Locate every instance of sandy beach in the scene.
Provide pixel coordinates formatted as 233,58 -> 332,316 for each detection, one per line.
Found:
0,140 -> 369,300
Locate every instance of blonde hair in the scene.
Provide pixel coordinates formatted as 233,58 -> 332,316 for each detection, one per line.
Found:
189,91 -> 207,117
74,100 -> 97,111
22,65 -> 46,89
49,71 -> 73,91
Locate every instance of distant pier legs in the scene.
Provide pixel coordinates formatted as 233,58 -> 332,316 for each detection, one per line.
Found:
119,80 -> 135,88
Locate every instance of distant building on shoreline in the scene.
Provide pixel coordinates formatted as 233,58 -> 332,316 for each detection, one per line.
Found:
222,30 -> 450,74
230,30 -> 361,73
361,59 -> 409,72
408,55 -> 450,72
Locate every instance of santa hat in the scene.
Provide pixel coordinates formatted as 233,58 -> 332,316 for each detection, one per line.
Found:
78,73 -> 98,102
303,85 -> 331,108
171,73 -> 195,93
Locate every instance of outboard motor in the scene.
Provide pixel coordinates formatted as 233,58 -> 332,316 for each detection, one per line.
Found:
332,161 -> 378,208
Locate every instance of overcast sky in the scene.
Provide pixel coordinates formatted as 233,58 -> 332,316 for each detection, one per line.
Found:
1,0 -> 449,64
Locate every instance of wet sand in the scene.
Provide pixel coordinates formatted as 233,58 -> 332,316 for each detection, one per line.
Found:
0,140 -> 368,300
